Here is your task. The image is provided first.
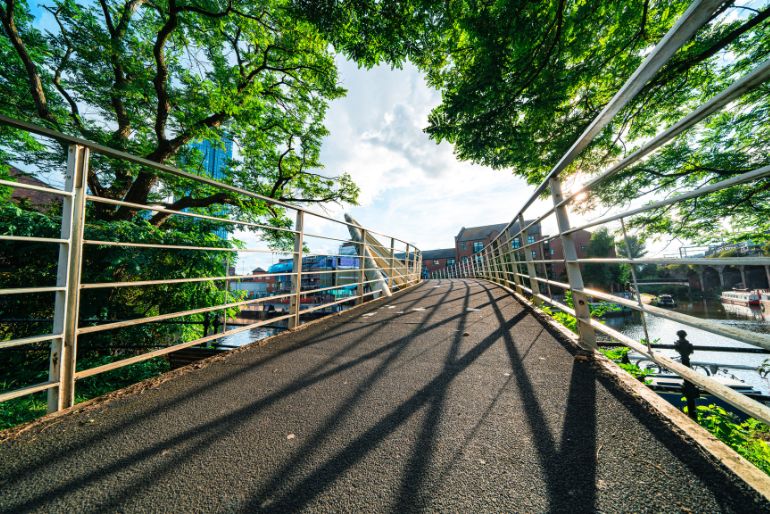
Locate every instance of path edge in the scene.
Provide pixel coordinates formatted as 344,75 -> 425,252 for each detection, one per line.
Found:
0,281 -> 423,443
479,278 -> 770,502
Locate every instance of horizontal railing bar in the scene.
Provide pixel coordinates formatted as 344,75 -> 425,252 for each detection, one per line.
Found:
0,178 -> 72,197
577,256 -> 770,266
0,286 -> 65,296
591,320 -> 770,426
534,294 -> 576,316
298,268 -> 375,276
301,232 -> 362,245
515,273 -> 570,290
82,239 -> 295,254
599,342 -> 770,354
0,115 -> 411,246
0,333 -> 62,350
583,287 -> 770,350
0,380 -> 59,403
298,280 -> 376,296
74,313 -> 296,380
86,196 -> 299,234
565,58 -> 770,204
77,292 -> 296,334
566,163 -> 770,235
81,272 -> 299,289
0,235 -> 69,244
300,295 -> 361,315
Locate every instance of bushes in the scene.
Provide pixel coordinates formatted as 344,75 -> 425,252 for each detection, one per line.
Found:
695,404 -> 770,475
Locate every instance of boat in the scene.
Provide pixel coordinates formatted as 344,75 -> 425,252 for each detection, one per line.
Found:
651,294 -> 676,308
721,289 -> 761,307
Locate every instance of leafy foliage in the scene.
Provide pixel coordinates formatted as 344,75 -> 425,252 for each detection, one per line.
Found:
0,0 -> 359,230
696,404 -> 770,475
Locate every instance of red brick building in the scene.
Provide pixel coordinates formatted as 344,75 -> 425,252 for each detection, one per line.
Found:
7,167 -> 61,211
423,222 -> 608,281
544,229 -> 596,279
421,248 -> 456,274
455,220 -> 543,264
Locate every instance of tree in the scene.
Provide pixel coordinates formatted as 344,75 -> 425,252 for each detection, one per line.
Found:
0,0 -> 359,229
0,0 -> 365,409
582,228 -> 622,290
393,1 -> 769,243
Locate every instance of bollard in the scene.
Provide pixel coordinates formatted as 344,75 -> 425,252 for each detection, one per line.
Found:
674,330 -> 699,420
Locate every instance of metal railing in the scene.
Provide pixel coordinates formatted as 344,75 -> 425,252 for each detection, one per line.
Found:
0,115 -> 421,413
432,0 -> 770,426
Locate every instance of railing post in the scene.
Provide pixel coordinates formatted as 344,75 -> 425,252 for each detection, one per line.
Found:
550,177 -> 596,349
505,242 -> 524,295
357,229 -> 367,304
49,144 -> 88,412
490,241 -> 500,284
289,210 -> 304,329
519,214 -> 542,306
404,243 -> 411,283
388,237 -> 394,290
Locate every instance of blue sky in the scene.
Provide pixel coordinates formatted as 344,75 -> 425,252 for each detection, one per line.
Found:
25,6 -> 681,274
235,58 -> 552,273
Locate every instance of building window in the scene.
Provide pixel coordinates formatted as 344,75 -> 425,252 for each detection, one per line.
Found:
512,238 -> 521,249
462,256 -> 469,262
433,259 -> 440,265
527,235 -> 535,244
549,248 -> 555,256
473,241 -> 483,253
461,241 -> 467,250
447,258 -> 455,266
531,250 -> 537,258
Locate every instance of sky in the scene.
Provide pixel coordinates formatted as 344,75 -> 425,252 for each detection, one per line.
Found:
234,58 -> 559,273
23,6 -> 687,275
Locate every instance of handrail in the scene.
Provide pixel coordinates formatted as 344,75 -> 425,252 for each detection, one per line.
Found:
0,114 -> 422,415
434,0 -> 770,428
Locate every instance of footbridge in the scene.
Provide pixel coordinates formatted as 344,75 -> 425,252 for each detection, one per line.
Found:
1,279 -> 768,512
3,0 -> 770,511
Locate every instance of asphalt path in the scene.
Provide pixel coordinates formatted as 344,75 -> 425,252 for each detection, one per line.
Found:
1,279 -> 767,512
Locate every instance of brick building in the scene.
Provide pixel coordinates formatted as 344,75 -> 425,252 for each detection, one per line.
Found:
455,220 -> 543,264
423,221 -> 606,280
545,229 -> 596,279
7,167 -> 61,212
421,248 -> 456,275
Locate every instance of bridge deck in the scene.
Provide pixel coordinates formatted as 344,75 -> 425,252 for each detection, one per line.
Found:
0,280 -> 766,512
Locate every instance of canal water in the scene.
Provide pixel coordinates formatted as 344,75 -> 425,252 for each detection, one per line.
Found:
216,326 -> 284,348
603,300 -> 770,395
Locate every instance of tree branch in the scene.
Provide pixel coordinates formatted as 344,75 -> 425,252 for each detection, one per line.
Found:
149,191 -> 231,225
0,0 -> 59,127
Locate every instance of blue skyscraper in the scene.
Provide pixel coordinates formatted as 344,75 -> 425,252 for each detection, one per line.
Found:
189,138 -> 233,181
188,137 -> 233,239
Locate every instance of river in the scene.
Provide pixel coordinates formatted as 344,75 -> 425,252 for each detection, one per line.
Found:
602,300 -> 770,395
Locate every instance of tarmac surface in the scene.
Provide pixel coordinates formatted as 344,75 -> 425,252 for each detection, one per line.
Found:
0,279 -> 768,513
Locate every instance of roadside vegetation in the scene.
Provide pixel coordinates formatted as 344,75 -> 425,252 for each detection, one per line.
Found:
543,306 -> 770,475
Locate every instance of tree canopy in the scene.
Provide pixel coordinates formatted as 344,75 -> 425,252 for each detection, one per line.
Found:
300,0 -> 770,245
0,0 -> 359,230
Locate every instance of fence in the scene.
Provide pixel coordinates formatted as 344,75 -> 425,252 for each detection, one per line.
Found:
0,114 -> 421,414
431,0 -> 770,426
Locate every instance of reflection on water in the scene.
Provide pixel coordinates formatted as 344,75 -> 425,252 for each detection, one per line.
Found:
216,326 -> 283,348
603,299 -> 770,395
